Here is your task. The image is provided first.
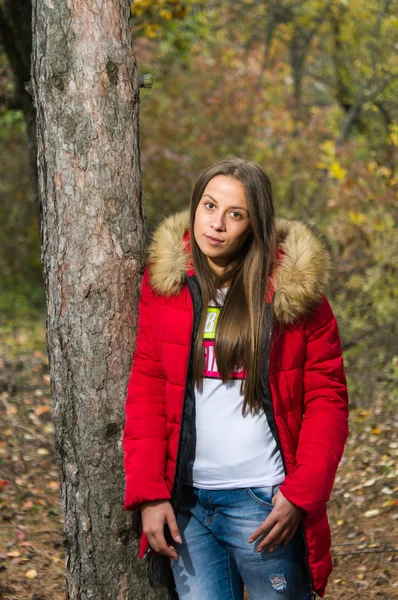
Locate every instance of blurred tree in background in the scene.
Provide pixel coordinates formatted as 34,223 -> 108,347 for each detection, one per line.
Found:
0,0 -> 397,407
0,0 -> 42,319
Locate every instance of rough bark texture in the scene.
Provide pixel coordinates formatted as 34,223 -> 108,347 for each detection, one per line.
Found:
31,1 -> 173,598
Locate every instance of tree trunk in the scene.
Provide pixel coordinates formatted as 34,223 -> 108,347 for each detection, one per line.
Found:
31,1 -> 173,597
0,0 -> 39,232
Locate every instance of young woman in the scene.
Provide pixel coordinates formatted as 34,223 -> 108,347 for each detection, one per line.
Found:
123,158 -> 349,599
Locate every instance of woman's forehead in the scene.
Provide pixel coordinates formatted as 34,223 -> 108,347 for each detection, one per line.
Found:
201,176 -> 248,209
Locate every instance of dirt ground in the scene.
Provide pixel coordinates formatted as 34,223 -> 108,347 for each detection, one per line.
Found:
0,324 -> 397,599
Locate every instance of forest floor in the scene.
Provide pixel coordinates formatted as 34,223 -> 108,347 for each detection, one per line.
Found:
0,319 -> 397,600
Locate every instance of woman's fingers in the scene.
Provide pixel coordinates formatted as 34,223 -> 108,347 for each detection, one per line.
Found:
256,517 -> 300,552
248,511 -> 277,543
141,500 -> 180,560
256,522 -> 285,552
165,504 -> 182,544
249,490 -> 304,552
147,530 -> 179,559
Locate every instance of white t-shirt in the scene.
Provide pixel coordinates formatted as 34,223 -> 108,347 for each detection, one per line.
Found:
183,287 -> 285,489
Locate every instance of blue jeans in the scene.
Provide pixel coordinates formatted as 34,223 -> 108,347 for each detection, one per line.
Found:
171,484 -> 312,600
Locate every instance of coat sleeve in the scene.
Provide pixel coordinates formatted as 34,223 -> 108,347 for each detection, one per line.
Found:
122,266 -> 170,511
279,295 -> 349,520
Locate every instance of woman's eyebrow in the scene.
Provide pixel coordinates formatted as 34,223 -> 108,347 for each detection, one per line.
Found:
202,194 -> 249,213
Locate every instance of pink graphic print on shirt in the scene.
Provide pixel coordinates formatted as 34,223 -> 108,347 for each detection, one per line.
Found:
203,307 -> 247,380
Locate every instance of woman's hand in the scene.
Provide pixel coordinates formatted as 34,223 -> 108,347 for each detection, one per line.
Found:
248,490 -> 304,552
141,500 -> 182,560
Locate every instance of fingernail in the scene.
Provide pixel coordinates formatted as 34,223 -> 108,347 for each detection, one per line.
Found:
248,538 -> 253,543
268,547 -> 274,552
176,536 -> 182,543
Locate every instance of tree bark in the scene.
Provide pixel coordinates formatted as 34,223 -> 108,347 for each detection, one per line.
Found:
31,1 -> 173,597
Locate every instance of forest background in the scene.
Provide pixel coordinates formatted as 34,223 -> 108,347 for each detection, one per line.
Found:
0,0 -> 397,598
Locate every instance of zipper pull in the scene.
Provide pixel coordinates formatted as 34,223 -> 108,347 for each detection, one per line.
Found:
142,546 -> 152,561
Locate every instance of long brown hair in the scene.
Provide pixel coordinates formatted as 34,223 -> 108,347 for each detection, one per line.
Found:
190,158 -> 276,414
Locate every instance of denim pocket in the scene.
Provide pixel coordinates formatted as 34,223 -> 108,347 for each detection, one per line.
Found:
246,485 -> 276,508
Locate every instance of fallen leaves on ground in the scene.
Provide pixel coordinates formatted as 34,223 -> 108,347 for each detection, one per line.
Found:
1,325 -> 397,600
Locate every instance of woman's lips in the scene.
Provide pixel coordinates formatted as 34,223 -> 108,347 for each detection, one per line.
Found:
205,235 -> 224,246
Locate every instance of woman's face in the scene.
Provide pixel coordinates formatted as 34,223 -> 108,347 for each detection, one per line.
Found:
194,175 -> 252,275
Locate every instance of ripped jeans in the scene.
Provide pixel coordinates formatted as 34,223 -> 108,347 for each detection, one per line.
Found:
171,484 -> 313,600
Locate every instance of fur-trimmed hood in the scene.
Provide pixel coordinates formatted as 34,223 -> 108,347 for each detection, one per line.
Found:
147,209 -> 333,325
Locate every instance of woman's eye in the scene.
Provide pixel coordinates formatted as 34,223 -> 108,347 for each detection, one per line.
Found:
204,202 -> 215,209
230,211 -> 242,219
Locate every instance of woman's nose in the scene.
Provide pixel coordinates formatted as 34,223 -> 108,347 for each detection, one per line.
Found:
211,212 -> 226,231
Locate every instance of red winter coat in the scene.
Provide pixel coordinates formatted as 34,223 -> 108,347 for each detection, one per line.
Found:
123,209 -> 349,597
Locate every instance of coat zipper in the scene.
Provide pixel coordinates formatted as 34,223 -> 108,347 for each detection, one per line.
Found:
143,275 -> 201,561
169,274 -> 202,512
262,301 -> 315,596
262,301 -> 287,470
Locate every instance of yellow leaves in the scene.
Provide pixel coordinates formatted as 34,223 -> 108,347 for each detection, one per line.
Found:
316,140 -> 347,181
145,23 -> 162,39
381,497 -> 398,508
371,427 -> 382,435
26,569 -> 37,579
131,0 -> 186,23
330,161 -> 347,180
131,0 -> 151,18
159,8 -> 173,20
358,409 -> 370,419
367,159 -> 392,179
131,0 -> 155,12
363,509 -> 380,517
37,448 -> 49,456
389,176 -> 398,187
349,211 -> 366,226
388,123 -> 398,147
220,48 -> 236,67
3,401 -> 17,416
51,555 -> 63,564
131,0 -> 186,39
357,572 -> 365,580
367,160 -> 378,173
377,166 -> 391,178
319,140 -> 334,157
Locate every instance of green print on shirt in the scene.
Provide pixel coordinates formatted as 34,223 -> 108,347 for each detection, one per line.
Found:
203,307 -> 220,340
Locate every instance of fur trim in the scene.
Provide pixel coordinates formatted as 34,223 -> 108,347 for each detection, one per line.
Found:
147,210 -> 191,298
147,210 -> 332,325
272,219 -> 332,325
